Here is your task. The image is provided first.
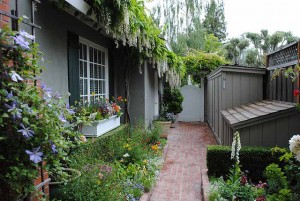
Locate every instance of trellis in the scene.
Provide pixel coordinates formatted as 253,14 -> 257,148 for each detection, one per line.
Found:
266,41 -> 300,70
266,40 -> 300,103
0,0 -> 49,199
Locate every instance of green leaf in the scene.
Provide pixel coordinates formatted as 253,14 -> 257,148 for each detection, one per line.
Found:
2,113 -> 9,118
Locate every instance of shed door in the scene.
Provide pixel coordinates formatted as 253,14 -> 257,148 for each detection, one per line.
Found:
178,82 -> 204,122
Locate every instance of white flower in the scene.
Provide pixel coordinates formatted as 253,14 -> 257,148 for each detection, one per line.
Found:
231,131 -> 241,164
10,71 -> 24,82
289,134 -> 300,162
289,134 -> 300,154
123,153 -> 130,158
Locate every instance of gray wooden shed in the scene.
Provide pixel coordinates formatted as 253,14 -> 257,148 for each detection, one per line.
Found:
207,65 -> 266,144
221,100 -> 300,146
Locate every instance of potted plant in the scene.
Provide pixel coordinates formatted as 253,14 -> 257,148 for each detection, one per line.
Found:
162,87 -> 184,128
153,112 -> 174,138
75,96 -> 124,137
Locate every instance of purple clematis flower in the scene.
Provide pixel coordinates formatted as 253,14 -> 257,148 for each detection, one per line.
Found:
66,104 -> 75,115
53,92 -> 62,99
6,91 -> 13,99
19,30 -> 35,40
4,102 -> 22,120
59,113 -> 67,123
10,71 -> 24,82
25,147 -> 43,164
14,35 -> 29,49
50,141 -> 58,154
41,83 -> 52,102
17,123 -> 34,139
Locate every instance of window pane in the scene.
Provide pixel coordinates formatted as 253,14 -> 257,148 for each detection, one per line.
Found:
94,49 -> 97,63
84,62 -> 87,77
102,52 -> 105,65
102,66 -> 105,79
80,79 -> 83,95
90,80 -> 94,94
90,64 -> 93,79
89,47 -> 93,62
98,50 -> 101,64
102,81 -> 105,94
84,79 -> 87,95
94,65 -> 98,79
83,44 -> 87,60
95,81 -> 99,94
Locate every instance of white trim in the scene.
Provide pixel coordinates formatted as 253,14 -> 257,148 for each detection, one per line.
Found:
65,0 -> 90,15
79,37 -> 109,101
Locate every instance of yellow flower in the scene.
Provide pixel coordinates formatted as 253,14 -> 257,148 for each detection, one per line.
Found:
143,159 -> 148,164
151,145 -> 159,151
80,135 -> 87,142
98,173 -> 104,180
91,91 -> 96,96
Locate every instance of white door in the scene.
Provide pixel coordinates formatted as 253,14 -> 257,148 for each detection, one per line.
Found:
178,80 -> 204,122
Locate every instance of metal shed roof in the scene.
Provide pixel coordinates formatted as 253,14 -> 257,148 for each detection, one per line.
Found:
221,100 -> 298,130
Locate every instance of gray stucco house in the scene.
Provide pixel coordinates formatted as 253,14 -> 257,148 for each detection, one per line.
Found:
11,0 -> 164,127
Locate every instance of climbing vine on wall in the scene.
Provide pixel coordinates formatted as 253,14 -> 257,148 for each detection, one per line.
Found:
58,0 -> 185,87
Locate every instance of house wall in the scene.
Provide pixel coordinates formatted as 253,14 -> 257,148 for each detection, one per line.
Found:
32,1 -> 114,99
17,0 -> 160,127
145,63 -> 156,128
207,66 -> 266,144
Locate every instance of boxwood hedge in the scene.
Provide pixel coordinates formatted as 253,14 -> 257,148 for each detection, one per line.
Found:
207,145 -> 283,182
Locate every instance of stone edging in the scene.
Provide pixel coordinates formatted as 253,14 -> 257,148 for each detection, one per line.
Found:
201,169 -> 210,201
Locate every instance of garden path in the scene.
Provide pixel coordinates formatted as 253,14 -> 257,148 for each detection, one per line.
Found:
148,122 -> 217,201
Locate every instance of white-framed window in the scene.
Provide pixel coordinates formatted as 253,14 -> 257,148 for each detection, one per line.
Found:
79,37 -> 109,103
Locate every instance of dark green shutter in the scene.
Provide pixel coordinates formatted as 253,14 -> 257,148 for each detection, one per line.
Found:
67,32 -> 80,105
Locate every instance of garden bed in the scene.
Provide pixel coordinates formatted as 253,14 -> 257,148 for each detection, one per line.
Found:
52,123 -> 166,200
205,134 -> 300,201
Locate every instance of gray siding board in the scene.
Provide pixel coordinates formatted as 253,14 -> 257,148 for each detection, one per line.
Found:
275,117 -> 289,147
226,73 -> 233,108
240,73 -> 250,105
262,121 -> 276,147
240,127 -> 250,146
232,73 -> 240,107
249,124 -> 263,146
249,75 -> 259,102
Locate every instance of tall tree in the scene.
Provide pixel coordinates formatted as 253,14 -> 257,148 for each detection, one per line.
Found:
245,30 -> 298,66
151,0 -> 202,42
202,0 -> 227,41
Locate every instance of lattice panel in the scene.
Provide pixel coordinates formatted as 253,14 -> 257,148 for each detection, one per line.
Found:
268,43 -> 298,69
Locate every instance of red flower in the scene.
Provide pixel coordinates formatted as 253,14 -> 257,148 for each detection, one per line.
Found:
240,175 -> 247,185
256,196 -> 266,201
293,89 -> 300,97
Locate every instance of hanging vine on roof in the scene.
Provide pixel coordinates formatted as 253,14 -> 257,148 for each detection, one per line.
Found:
57,0 -> 185,87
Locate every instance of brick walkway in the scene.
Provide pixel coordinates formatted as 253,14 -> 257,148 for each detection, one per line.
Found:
149,122 -> 217,201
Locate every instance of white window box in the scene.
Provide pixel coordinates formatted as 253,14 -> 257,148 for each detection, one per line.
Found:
82,115 -> 121,137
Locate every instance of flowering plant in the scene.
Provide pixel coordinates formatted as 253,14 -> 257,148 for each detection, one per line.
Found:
0,27 -> 82,199
75,96 -> 123,123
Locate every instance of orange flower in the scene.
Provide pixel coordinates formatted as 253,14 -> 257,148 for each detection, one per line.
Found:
151,144 -> 159,151
117,96 -> 123,101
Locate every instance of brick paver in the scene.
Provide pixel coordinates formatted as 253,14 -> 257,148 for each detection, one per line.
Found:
149,122 -> 217,201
